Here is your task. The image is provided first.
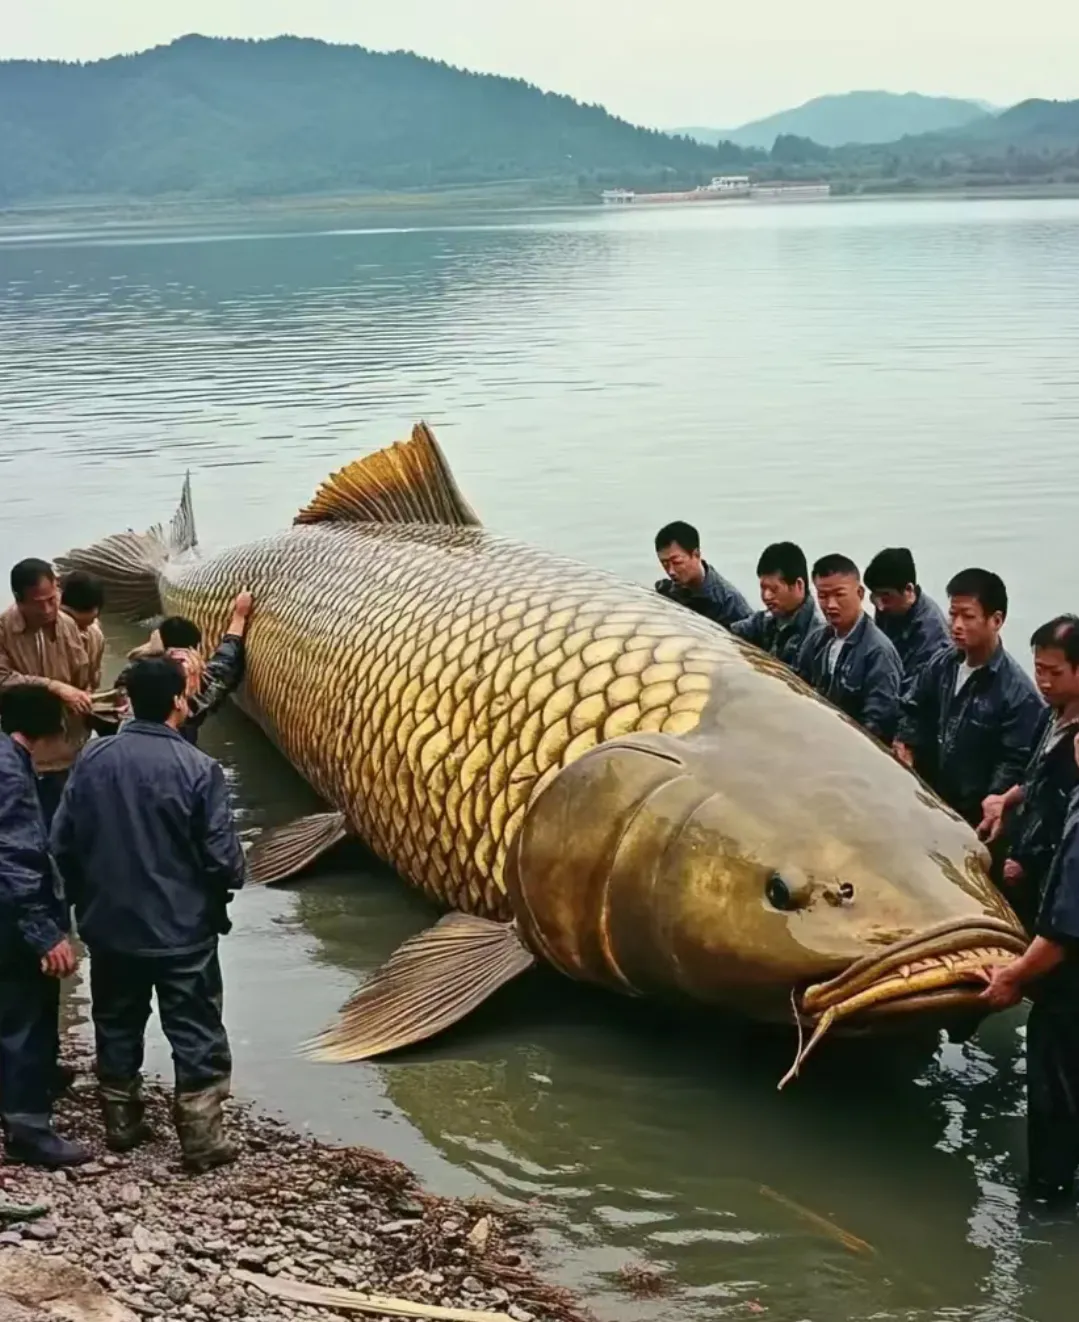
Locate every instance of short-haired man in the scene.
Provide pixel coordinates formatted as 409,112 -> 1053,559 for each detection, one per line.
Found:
0,559 -> 92,824
797,554 -> 903,743
895,568 -> 1047,828
654,522 -> 751,630
52,657 -> 246,1171
979,616 -> 1079,927
864,547 -> 950,692
731,541 -> 822,669
0,684 -> 89,1168
980,732 -> 1079,1205
60,571 -> 106,692
120,591 -> 253,746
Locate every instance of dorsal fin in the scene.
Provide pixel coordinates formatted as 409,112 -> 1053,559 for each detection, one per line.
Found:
294,423 -> 481,527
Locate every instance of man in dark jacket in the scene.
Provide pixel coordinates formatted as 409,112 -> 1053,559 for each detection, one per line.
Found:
0,684 -> 88,1168
979,615 -> 1079,928
654,521 -> 751,630
981,746 -> 1079,1205
731,541 -> 822,669
52,657 -> 246,1172
797,553 -> 902,743
864,547 -> 950,694
117,590 -> 252,745
895,568 -> 1047,828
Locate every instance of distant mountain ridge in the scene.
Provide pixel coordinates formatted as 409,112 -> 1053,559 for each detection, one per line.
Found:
676,90 -> 993,149
0,33 -> 758,204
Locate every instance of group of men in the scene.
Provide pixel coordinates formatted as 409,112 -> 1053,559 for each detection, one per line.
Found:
655,521 -> 1079,1205
0,558 -> 252,1171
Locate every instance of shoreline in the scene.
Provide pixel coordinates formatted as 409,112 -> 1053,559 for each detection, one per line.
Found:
2,180 -> 1079,239
0,1049 -> 592,1322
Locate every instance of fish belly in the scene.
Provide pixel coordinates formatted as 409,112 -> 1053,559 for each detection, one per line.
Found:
161,523 -> 736,919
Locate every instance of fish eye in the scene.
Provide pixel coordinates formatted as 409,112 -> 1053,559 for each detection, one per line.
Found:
766,873 -> 796,911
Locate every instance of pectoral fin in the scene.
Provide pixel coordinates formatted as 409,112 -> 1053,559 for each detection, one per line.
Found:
305,913 -> 536,1063
245,811 -> 349,885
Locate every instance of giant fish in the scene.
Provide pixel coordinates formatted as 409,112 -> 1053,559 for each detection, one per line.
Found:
58,424 -> 1027,1084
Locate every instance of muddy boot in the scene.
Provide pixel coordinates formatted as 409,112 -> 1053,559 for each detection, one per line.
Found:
100,1077 -> 154,1154
2,1114 -> 91,1169
173,1078 -> 238,1175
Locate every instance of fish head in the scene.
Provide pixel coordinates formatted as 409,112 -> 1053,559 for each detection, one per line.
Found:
506,722 -> 1026,1029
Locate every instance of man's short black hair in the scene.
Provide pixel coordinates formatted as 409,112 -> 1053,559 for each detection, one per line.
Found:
126,657 -> 186,723
756,541 -> 808,585
812,553 -> 860,580
1031,614 -> 1079,666
654,521 -> 700,555
159,616 -> 202,650
946,567 -> 1008,621
61,571 -> 105,614
864,547 -> 917,595
10,558 -> 55,602
0,683 -> 65,740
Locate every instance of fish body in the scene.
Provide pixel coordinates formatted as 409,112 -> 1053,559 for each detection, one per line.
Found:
58,425 -> 1026,1076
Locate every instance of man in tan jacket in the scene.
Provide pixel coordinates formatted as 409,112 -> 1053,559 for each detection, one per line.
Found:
0,559 -> 92,824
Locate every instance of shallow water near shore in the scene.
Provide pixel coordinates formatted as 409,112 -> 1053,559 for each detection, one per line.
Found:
5,196 -> 1079,1321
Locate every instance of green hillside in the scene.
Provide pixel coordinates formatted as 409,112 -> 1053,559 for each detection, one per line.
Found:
0,34 -> 760,204
677,90 -> 991,149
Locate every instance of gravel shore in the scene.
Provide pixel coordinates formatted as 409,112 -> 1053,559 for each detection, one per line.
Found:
0,1058 -> 591,1322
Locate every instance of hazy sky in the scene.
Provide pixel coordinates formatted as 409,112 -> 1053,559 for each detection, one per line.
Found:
3,1 -> 1077,127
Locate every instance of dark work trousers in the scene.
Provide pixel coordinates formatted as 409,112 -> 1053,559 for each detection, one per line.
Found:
88,942 -> 232,1093
1026,1000 -> 1079,1193
0,947 -> 60,1119
35,769 -> 69,830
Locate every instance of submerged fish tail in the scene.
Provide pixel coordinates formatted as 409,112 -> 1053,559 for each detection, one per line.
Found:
56,473 -> 197,619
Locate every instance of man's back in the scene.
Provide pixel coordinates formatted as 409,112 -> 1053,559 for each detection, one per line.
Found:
52,721 -> 245,957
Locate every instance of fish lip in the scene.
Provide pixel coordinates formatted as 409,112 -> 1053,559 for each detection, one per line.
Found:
798,915 -> 1028,1019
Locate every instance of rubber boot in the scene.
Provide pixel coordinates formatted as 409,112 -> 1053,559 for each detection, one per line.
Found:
50,1062 -> 78,1101
100,1077 -> 154,1154
173,1078 -> 238,1174
2,1113 -> 91,1169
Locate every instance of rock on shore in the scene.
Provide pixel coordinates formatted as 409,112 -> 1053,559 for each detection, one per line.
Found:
0,1069 -> 589,1322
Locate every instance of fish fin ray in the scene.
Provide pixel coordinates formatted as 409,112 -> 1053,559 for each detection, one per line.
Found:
304,913 -> 534,1062
293,423 -> 481,528
55,474 -> 197,619
245,811 -> 349,885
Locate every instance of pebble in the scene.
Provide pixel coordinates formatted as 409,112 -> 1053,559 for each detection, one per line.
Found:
0,1060 -> 585,1322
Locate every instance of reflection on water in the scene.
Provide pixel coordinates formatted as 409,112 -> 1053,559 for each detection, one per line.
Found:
8,197 -> 1079,1321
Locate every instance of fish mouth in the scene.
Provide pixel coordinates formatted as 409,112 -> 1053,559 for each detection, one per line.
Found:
778,915 -> 1028,1089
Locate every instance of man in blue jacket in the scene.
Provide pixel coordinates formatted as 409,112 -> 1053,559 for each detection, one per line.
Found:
654,522 -> 752,630
895,568 -> 1047,828
52,657 -> 247,1172
0,684 -> 89,1168
797,554 -> 903,743
864,546 -> 950,695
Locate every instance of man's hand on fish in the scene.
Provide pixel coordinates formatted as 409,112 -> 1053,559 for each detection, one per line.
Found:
40,937 -> 78,979
893,740 -> 914,769
233,590 -> 254,619
49,680 -> 92,715
978,964 -> 1024,1009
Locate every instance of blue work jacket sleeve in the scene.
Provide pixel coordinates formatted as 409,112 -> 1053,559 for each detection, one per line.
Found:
860,641 -> 902,743
0,756 -> 64,956
187,635 -> 246,731
196,761 -> 247,893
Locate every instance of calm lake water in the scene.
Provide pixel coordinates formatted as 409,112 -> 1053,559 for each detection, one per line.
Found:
3,196 -> 1079,1321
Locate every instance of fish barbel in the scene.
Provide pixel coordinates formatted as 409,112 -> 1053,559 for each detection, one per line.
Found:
57,424 -> 1027,1082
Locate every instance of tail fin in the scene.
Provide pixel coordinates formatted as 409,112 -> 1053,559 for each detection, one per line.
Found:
55,473 -> 197,620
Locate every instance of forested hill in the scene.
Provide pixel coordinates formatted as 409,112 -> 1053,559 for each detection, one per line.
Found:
0,34 -> 758,204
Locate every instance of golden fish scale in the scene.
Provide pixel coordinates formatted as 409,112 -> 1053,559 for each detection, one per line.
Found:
163,523 -> 738,919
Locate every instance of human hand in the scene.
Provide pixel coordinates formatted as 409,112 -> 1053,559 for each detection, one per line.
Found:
1002,859 -> 1025,886
167,647 -> 205,698
40,938 -> 78,979
978,794 -> 1008,842
232,590 -> 254,619
977,964 -> 1024,1010
50,681 -> 92,715
893,741 -> 914,769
